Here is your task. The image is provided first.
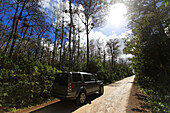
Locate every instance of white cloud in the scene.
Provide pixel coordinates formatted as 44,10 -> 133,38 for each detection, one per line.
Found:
79,29 -> 132,60
41,0 -> 51,8
95,3 -> 129,36
119,54 -> 134,60
40,0 -> 133,61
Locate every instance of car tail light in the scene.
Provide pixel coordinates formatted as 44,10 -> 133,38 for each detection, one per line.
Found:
67,82 -> 73,92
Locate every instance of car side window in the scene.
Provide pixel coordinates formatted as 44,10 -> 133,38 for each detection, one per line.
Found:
83,75 -> 91,81
90,75 -> 96,81
72,74 -> 82,82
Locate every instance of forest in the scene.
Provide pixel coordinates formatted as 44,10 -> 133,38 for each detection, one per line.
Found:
0,0 -> 169,112
124,0 -> 170,112
0,0 -> 133,111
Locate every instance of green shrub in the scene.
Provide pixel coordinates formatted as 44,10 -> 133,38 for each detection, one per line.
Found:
0,55 -> 57,109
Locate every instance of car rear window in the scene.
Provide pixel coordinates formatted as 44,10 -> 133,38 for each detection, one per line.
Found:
54,73 -> 68,85
72,73 -> 81,82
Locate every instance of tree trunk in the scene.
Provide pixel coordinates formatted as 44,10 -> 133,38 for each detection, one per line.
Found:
35,27 -> 48,60
103,50 -> 106,68
35,34 -> 41,59
60,17 -> 64,63
16,18 -> 32,51
63,41 -> 66,66
86,18 -> 89,70
9,0 -> 27,57
0,19 -> 11,48
112,55 -> 114,68
49,51 -> 52,65
69,0 -> 73,71
52,30 -> 58,67
40,39 -> 45,63
72,26 -> 76,60
78,35 -> 80,60
3,2 -> 19,54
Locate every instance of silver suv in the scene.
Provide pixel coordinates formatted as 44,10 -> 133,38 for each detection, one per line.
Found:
52,72 -> 104,105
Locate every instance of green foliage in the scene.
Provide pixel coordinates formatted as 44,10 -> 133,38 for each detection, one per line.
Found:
0,51 -> 133,112
84,57 -> 133,83
125,0 -> 170,112
163,0 -> 169,7
87,57 -> 104,74
0,0 -> 133,112
0,54 -> 57,109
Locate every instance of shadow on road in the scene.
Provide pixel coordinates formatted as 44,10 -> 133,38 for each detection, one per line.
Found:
126,82 -> 150,113
107,82 -> 122,87
128,82 -> 135,84
31,93 -> 101,113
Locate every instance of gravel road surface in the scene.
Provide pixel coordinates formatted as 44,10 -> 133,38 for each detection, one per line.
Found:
32,75 -> 135,113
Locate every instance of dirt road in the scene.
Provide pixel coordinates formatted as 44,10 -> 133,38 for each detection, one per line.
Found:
32,75 -> 135,113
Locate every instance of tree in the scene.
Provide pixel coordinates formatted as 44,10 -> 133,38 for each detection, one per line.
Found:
51,3 -> 63,67
3,0 -> 21,55
125,0 -> 169,84
1,0 -> 49,58
0,0 -> 12,48
75,0 -> 108,69
89,39 -> 95,58
96,39 -> 102,60
106,39 -> 120,67
125,0 -> 170,112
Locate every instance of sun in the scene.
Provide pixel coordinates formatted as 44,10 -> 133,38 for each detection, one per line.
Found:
107,3 -> 127,26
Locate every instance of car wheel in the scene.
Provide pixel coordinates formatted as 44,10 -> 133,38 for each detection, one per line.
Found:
99,86 -> 104,95
76,91 -> 86,105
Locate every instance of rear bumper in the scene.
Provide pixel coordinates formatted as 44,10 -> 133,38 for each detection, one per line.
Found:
52,92 -> 76,100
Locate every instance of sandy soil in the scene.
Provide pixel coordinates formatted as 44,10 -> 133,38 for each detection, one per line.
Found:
127,82 -> 151,113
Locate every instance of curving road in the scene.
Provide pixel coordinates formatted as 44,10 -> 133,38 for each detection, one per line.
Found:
32,75 -> 135,113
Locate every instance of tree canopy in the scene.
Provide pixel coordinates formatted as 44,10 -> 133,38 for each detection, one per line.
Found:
124,0 -> 170,112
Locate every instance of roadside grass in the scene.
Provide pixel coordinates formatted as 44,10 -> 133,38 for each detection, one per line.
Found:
135,79 -> 170,113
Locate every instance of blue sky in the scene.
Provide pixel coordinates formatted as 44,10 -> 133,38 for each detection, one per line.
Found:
1,0 -> 133,60
89,3 -> 133,60
41,0 -> 133,60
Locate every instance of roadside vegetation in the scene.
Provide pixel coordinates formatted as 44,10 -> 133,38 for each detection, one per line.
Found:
0,49 -> 133,112
0,0 -> 133,112
124,0 -> 170,112
0,54 -> 58,111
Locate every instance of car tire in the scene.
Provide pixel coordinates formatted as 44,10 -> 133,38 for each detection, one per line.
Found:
76,91 -> 86,105
99,86 -> 104,95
